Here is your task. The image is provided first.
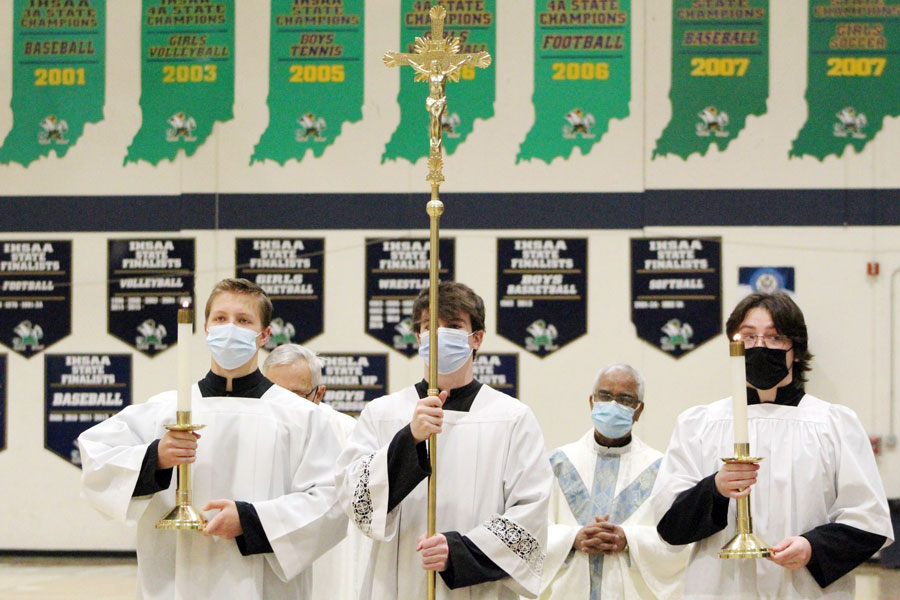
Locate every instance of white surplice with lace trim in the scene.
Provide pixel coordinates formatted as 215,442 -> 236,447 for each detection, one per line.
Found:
335,384 -> 553,600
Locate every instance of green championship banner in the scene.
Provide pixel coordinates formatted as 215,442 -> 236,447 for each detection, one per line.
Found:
790,1 -> 900,160
0,0 -> 105,166
382,0 -> 496,164
653,0 -> 769,159
124,0 -> 234,165
517,0 -> 631,163
251,0 -> 364,164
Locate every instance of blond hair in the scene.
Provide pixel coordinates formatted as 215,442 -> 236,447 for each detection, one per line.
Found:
204,278 -> 273,327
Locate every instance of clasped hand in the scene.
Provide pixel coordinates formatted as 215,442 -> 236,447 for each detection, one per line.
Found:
574,515 -> 627,554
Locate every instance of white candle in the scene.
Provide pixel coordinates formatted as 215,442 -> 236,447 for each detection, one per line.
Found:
177,304 -> 193,413
730,337 -> 749,444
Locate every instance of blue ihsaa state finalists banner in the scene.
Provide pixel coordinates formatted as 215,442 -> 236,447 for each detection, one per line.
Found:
631,237 -> 721,358
496,238 -> 587,358
0,240 -> 72,358
236,238 -> 325,348
365,238 -> 455,357
45,353 -> 131,468
320,353 -> 388,415
472,353 -> 518,399
108,239 -> 195,358
0,355 -> 6,452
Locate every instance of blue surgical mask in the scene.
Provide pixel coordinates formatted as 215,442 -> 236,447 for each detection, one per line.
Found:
418,327 -> 474,375
206,323 -> 261,370
591,400 -> 636,439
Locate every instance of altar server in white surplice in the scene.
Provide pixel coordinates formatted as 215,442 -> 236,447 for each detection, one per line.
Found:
538,364 -> 689,600
264,343 -> 371,600
336,281 -> 553,600
79,278 -> 347,600
651,292 -> 893,600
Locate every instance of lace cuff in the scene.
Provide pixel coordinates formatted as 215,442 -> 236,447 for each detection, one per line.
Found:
484,515 -> 545,577
351,453 -> 375,534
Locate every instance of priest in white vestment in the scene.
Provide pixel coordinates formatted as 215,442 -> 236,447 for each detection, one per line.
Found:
263,343 -> 371,600
539,364 -> 689,600
336,281 -> 553,600
651,292 -> 893,600
79,279 -> 347,600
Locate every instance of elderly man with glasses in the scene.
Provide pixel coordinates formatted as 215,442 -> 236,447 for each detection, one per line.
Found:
651,292 -> 893,600
536,364 -> 690,600
262,344 -> 369,600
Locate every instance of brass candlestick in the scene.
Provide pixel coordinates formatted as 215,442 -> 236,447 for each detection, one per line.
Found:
718,442 -> 772,559
384,3 -> 491,598
155,411 -> 206,530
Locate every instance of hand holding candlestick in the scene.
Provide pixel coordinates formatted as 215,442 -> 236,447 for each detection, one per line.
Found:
719,335 -> 772,559
157,302 -> 207,531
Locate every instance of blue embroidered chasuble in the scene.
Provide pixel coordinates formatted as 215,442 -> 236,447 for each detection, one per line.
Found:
549,446 -> 661,599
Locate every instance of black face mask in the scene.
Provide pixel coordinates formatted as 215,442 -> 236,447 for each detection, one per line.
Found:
745,347 -> 791,390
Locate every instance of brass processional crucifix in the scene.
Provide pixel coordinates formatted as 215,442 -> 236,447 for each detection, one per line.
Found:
383,4 -> 490,599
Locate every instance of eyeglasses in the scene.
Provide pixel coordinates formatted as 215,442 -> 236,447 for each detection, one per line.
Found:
741,334 -> 792,349
593,391 -> 642,410
294,385 -> 319,400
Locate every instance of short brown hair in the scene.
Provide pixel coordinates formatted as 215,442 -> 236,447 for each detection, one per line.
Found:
725,292 -> 812,384
412,281 -> 485,334
204,278 -> 273,327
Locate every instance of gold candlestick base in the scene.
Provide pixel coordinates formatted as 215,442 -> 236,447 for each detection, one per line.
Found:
718,445 -> 772,559
156,503 -> 207,531
155,416 -> 207,531
719,531 -> 773,559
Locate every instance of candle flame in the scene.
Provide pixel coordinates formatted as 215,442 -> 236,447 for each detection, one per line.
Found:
182,300 -> 191,309
733,333 -> 741,342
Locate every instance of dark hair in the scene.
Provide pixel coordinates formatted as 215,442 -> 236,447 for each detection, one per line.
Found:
725,292 -> 812,384
412,281 -> 486,334
205,278 -> 274,328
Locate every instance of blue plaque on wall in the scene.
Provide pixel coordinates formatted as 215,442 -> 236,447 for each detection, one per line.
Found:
738,266 -> 795,298
236,238 -> 324,348
108,239 -> 195,357
45,353 -> 132,467
497,238 -> 587,358
472,352 -> 518,399
0,240 -> 72,358
320,353 -> 388,414
365,238 -> 455,357
631,237 -> 722,358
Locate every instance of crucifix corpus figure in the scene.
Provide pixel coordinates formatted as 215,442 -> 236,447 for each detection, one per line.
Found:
383,5 -> 491,186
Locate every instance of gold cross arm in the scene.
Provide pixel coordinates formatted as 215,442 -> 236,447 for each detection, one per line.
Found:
383,50 -> 491,82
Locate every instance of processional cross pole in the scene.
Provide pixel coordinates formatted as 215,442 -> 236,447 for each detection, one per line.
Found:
383,4 -> 491,599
